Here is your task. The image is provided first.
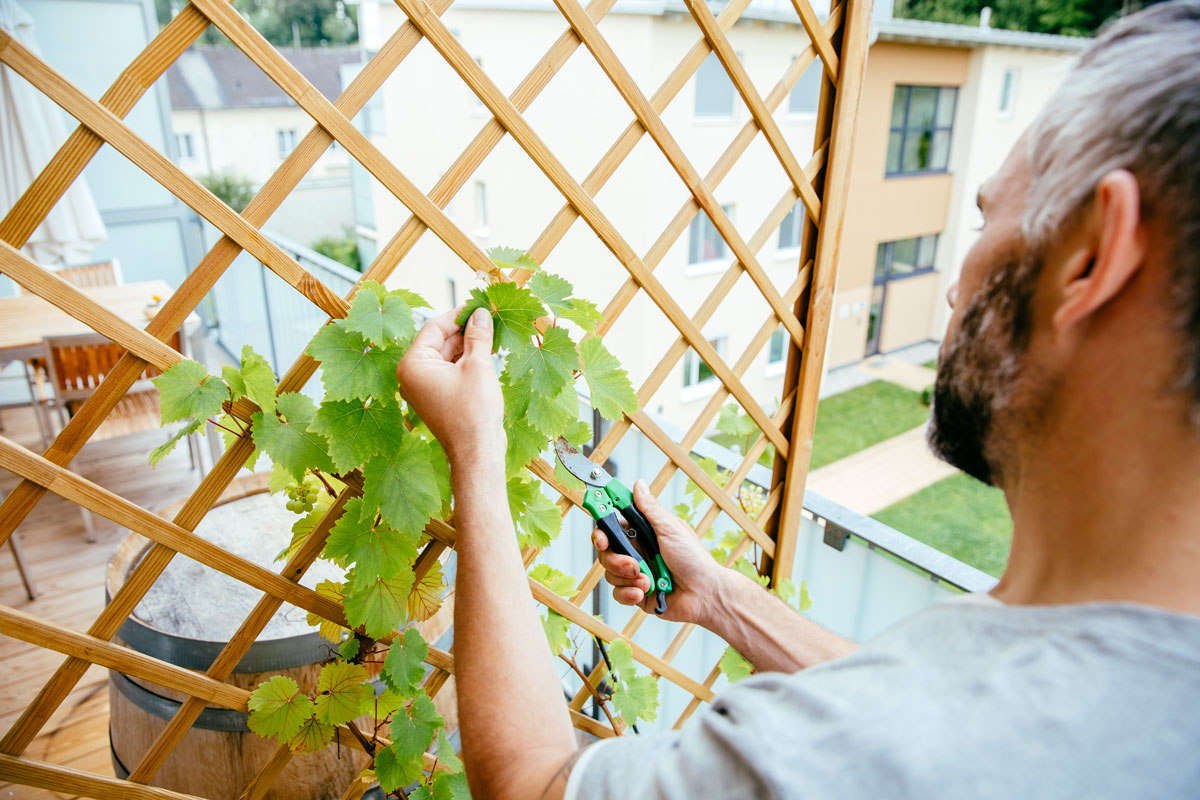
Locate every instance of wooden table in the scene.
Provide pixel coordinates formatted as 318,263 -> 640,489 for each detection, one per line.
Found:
0,281 -> 196,362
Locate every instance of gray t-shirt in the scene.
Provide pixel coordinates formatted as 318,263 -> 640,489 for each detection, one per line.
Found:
565,596 -> 1200,799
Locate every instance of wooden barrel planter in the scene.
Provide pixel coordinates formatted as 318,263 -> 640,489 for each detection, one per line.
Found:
106,475 -> 369,800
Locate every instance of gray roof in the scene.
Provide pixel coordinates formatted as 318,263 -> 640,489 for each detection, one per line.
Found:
874,17 -> 1090,52
167,46 -> 366,110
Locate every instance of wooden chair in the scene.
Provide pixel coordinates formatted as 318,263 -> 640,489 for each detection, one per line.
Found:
20,260 -> 126,446
41,331 -> 204,540
0,489 -> 38,601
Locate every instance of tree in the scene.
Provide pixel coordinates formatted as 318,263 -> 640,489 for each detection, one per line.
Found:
200,170 -> 255,213
155,0 -> 358,47
893,0 -> 1160,36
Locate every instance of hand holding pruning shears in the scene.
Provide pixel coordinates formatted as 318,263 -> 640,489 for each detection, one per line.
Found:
556,438 -> 727,624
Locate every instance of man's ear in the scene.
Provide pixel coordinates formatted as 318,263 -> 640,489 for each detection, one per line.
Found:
1053,169 -> 1146,330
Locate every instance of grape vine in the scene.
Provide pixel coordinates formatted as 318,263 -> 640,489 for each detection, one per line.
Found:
149,247 -> 656,797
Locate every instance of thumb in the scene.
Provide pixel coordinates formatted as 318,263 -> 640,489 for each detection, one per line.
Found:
462,307 -> 494,361
633,479 -> 674,531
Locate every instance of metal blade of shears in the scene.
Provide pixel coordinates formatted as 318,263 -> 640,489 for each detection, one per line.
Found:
554,437 -> 610,488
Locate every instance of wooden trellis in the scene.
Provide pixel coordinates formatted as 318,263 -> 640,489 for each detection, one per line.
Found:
0,0 -> 870,794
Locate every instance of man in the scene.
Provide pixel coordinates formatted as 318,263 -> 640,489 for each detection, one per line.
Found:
396,4 -> 1200,797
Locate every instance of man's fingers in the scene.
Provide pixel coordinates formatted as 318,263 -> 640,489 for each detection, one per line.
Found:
461,307 -> 494,361
592,528 -> 609,551
613,585 -> 645,606
409,309 -> 461,360
605,569 -> 651,590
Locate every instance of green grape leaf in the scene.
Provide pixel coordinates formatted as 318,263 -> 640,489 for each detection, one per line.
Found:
149,418 -> 203,467
391,695 -> 444,772
364,435 -> 443,536
797,578 -> 813,612
685,456 -> 727,509
456,283 -> 546,353
431,771 -> 471,800
558,297 -> 605,333
434,728 -> 462,772
507,477 -> 562,550
486,245 -> 539,272
407,561 -> 444,622
732,557 -> 770,587
251,393 -> 335,482
370,688 -> 407,722
718,645 -> 754,684
375,741 -> 425,794
541,610 -> 573,656
324,497 -> 419,578
154,359 -> 228,424
528,272 -> 572,315
563,417 -> 591,446
339,636 -> 361,661
343,570 -> 413,639
578,336 -> 637,421
306,580 -> 347,643
390,288 -> 431,309
529,564 -> 576,597
237,345 -> 277,415
268,461 -> 294,494
306,321 -> 399,401
222,365 -> 247,403
503,416 -> 545,478
607,640 -> 658,725
428,440 -> 453,519
383,627 -> 428,698
346,289 -> 416,347
506,327 -> 577,397
290,713 -> 335,753
315,661 -> 373,726
309,398 -> 406,476
247,675 -> 314,743
716,402 -> 757,443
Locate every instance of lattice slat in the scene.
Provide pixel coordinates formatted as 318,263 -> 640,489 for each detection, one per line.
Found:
0,0 -> 873,794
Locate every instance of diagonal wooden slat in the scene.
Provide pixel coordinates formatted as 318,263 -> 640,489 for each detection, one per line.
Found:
791,0 -> 842,81
391,0 -> 790,457
0,753 -> 203,800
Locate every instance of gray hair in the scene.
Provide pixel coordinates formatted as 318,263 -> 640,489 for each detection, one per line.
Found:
1023,2 -> 1200,394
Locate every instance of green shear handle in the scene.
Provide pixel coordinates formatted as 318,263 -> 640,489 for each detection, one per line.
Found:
581,477 -> 674,614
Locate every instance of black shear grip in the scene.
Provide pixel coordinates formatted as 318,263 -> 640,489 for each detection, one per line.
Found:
595,512 -> 665,614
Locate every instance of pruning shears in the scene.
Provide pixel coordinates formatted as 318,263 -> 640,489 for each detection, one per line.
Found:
554,437 -> 674,615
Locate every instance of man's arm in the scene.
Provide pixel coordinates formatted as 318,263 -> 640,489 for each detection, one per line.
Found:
397,309 -> 577,800
596,481 -> 855,672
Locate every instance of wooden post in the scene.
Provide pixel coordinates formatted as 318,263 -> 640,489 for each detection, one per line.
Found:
771,0 -> 874,587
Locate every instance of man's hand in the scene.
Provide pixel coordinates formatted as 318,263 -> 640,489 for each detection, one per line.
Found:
396,307 -> 504,465
594,480 -> 726,626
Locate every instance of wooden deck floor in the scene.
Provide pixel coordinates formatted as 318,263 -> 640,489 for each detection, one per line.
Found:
0,405 -> 205,799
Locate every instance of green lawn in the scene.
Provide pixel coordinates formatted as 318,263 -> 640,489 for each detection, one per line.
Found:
809,381 -> 930,469
871,473 -> 1013,577
922,358 -> 938,370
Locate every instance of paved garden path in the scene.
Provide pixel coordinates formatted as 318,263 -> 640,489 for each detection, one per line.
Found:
806,422 -> 959,515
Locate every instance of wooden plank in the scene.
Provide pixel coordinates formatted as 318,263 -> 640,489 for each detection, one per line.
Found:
772,0 -> 873,585
236,743 -> 293,800
0,753 -> 202,800
391,0 -> 789,458
790,0 -> 841,81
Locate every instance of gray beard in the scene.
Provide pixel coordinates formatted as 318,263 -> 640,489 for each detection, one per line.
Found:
927,254 -> 1038,486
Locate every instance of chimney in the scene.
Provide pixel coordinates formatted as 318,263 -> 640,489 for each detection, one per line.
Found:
980,7 -> 993,27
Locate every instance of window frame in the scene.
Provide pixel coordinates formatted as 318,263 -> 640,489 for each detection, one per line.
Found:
681,334 -> 727,400
998,67 -> 1018,118
474,180 -> 489,238
777,200 -> 805,255
786,59 -> 822,119
886,85 -> 958,177
765,325 -> 787,377
874,233 -> 940,285
276,128 -> 298,160
687,203 -> 735,273
175,132 -> 194,160
694,52 -> 737,122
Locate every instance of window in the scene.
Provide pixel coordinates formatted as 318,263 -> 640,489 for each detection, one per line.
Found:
778,201 -> 804,251
767,326 -> 786,374
474,181 -> 488,234
875,234 -> 939,283
175,133 -> 194,160
886,85 -> 958,175
695,53 -> 735,119
683,335 -> 726,390
788,61 -> 822,116
277,128 -> 298,159
998,68 -> 1018,116
688,204 -> 733,265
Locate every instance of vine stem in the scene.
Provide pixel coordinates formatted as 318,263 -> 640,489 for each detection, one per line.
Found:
312,469 -> 339,497
559,653 -> 621,736
206,417 -> 244,437
345,719 -> 376,757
